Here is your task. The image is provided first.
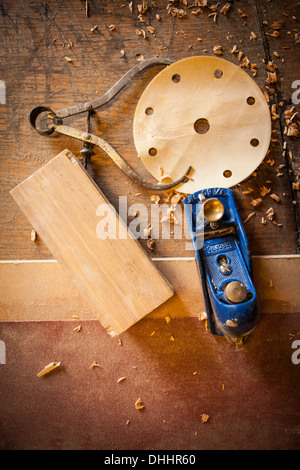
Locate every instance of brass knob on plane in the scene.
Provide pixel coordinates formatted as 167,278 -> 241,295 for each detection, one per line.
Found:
225,281 -> 248,304
202,198 -> 225,223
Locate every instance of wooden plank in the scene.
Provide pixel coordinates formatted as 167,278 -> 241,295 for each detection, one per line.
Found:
0,256 -> 299,323
10,149 -> 173,336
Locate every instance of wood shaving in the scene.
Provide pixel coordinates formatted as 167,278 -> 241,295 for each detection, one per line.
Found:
292,182 -> 300,190
109,24 -> 116,31
30,230 -> 37,242
137,1 -> 148,14
283,106 -> 299,137
271,20 -> 285,30
89,361 -> 101,369
37,361 -> 61,377
167,4 -> 187,19
263,91 -> 269,103
242,188 -> 253,195
237,8 -> 247,18
161,174 -> 172,182
284,107 -> 298,123
184,174 -> 194,181
147,26 -> 156,35
208,12 -> 217,22
169,335 -> 175,341
260,186 -> 271,197
137,27 -> 146,37
213,45 -> 223,55
117,377 -> 126,383
90,25 -> 98,32
220,3 -> 231,15
266,207 -> 275,220
163,190 -> 174,203
147,238 -> 155,251
251,197 -> 262,207
243,212 -> 255,223
64,56 -> 72,62
286,125 -> 299,137
267,71 -> 277,84
271,104 -> 279,121
269,193 -> 281,203
165,315 -> 171,324
170,193 -> 183,205
135,397 -> 145,410
191,9 -> 202,16
198,311 -> 207,321
266,60 -> 277,72
201,413 -> 209,423
74,325 -> 82,332
150,194 -> 160,204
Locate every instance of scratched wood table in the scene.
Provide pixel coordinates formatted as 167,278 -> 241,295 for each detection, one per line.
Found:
0,0 -> 299,451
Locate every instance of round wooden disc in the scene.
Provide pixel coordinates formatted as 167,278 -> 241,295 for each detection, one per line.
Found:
133,56 -> 271,194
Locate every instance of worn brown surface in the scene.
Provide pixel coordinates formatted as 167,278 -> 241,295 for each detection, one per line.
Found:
0,0 -> 299,259
0,316 -> 299,450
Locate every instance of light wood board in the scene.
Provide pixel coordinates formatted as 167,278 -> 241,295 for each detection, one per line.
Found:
10,149 -> 173,336
0,256 -> 299,323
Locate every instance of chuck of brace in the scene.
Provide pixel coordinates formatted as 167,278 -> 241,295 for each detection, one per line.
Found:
80,111 -> 95,169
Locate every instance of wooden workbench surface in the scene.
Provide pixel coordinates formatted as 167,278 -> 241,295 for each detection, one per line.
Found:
0,0 -> 299,259
0,0 -> 299,452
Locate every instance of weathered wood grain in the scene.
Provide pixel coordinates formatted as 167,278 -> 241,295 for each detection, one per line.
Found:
0,0 -> 299,259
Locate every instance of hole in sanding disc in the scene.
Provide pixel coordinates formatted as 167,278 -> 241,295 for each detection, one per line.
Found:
145,107 -> 154,115
172,74 -> 181,83
148,147 -> 157,156
194,118 -> 210,135
247,96 -> 256,105
223,170 -> 232,178
214,69 -> 223,79
250,138 -> 259,147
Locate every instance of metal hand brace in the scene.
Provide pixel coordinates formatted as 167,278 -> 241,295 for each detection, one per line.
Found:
29,58 -> 192,191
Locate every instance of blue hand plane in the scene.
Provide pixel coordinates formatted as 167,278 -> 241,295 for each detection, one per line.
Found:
183,188 -> 260,347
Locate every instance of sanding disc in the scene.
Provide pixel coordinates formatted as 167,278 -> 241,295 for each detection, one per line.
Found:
133,56 -> 271,194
